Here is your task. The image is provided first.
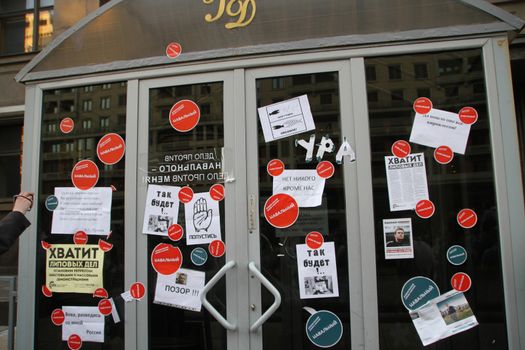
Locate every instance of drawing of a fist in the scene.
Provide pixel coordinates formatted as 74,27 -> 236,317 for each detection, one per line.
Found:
193,197 -> 212,232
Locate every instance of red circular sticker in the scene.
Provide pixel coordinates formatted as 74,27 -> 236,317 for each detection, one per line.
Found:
98,299 -> 112,316
178,186 -> 194,203
169,100 -> 200,132
209,239 -> 226,257
71,159 -> 99,190
42,285 -> 52,297
434,145 -> 454,164
60,117 -> 75,134
41,241 -> 52,250
98,239 -> 113,252
168,224 -> 184,241
451,272 -> 472,292
97,133 -> 125,165
413,97 -> 433,115
151,243 -> 182,275
51,308 -> 65,326
264,193 -> 299,229
93,288 -> 108,299
459,107 -> 478,125
67,334 -> 82,350
457,209 -> 477,229
165,42 -> 182,58
209,184 -> 225,201
391,140 -> 411,158
305,231 -> 324,249
267,159 -> 285,177
130,282 -> 146,300
73,231 -> 88,245
415,199 -> 435,219
316,161 -> 335,179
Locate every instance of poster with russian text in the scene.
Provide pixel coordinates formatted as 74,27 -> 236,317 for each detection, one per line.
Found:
385,153 -> 429,211
296,242 -> 339,299
142,185 -> 181,236
272,169 -> 325,207
51,187 -> 112,235
46,244 -> 104,293
62,306 -> 105,343
184,192 -> 222,245
383,218 -> 414,259
154,268 -> 205,312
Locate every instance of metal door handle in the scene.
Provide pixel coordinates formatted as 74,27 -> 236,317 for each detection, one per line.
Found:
201,260 -> 237,331
248,261 -> 282,332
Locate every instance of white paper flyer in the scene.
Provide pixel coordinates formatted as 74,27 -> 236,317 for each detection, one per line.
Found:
385,153 -> 429,211
62,306 -> 105,343
154,268 -> 206,312
142,185 -> 180,236
273,169 -> 325,207
184,192 -> 222,245
383,218 -> 414,259
296,242 -> 339,299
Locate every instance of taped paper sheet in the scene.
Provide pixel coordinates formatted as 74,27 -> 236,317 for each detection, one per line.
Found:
62,306 -> 105,343
185,192 -> 222,245
296,242 -> 339,299
383,218 -> 414,259
409,108 -> 471,154
51,187 -> 112,235
385,153 -> 429,211
154,268 -> 205,312
142,185 -> 180,236
273,170 -> 325,207
258,95 -> 315,142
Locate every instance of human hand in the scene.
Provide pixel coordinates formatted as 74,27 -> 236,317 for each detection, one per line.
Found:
193,198 -> 212,232
13,192 -> 34,214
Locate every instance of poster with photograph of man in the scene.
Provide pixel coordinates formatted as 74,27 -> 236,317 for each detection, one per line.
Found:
296,242 -> 339,299
304,276 -> 334,296
383,218 -> 414,259
142,185 -> 180,236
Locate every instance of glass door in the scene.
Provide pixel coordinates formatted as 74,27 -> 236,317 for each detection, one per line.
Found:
245,61 -> 364,350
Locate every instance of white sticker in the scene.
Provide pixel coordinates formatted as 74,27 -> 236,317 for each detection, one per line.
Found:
109,298 -> 120,324
121,290 -> 133,303
62,306 -> 105,343
154,268 -> 205,312
272,170 -> 325,207
184,192 -> 222,245
142,185 -> 181,236
296,242 -> 339,299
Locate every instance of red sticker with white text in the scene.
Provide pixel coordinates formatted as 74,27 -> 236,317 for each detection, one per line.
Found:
51,308 -> 65,326
451,272 -> 472,292
209,239 -> 226,257
413,97 -> 433,115
264,193 -> 299,229
391,140 -> 411,158
97,133 -> 125,165
74,231 -> 88,245
178,186 -> 194,203
209,184 -> 225,201
305,231 -> 324,249
98,299 -> 112,316
42,285 -> 53,297
459,107 -> 478,125
316,161 -> 335,179
60,117 -> 74,134
267,159 -> 285,177
98,239 -> 113,252
93,288 -> 108,298
71,159 -> 99,190
130,282 -> 146,300
434,145 -> 454,164
151,243 -> 182,275
68,334 -> 82,350
168,224 -> 184,241
457,209 -> 477,229
169,100 -> 200,132
165,42 -> 182,59
415,199 -> 435,219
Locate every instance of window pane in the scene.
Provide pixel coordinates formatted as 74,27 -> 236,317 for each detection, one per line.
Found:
366,49 -> 508,349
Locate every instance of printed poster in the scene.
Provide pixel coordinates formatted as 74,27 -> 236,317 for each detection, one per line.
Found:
62,306 -> 105,343
410,290 -> 478,346
154,268 -> 206,312
409,108 -> 471,154
51,187 -> 112,235
258,95 -> 315,142
296,242 -> 339,299
273,170 -> 325,207
142,185 -> 180,236
383,218 -> 414,259
385,153 -> 429,211
46,244 -> 104,293
185,192 -> 222,245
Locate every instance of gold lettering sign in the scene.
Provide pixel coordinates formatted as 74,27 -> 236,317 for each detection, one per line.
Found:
203,0 -> 256,29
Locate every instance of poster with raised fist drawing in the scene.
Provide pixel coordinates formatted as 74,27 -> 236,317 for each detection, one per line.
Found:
184,192 -> 222,245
